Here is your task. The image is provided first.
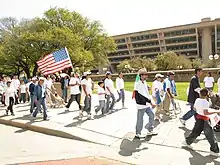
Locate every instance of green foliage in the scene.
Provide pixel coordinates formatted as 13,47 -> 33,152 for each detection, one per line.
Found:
0,7 -> 116,77
191,58 -> 205,68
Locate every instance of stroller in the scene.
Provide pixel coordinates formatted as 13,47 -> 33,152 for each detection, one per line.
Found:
209,91 -> 220,132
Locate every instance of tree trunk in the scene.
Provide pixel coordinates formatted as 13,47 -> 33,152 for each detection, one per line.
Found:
23,66 -> 30,78
32,63 -> 38,77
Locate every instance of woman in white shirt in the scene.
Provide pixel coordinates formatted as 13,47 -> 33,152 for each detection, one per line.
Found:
203,72 -> 215,91
116,72 -> 125,108
19,80 -> 27,103
5,80 -> 16,115
152,74 -> 164,120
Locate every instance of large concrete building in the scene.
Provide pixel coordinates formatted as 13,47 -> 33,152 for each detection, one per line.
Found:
108,18 -> 220,72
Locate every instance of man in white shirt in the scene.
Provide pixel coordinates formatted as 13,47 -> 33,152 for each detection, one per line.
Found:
183,88 -> 220,156
116,72 -> 125,108
134,68 -> 157,138
163,72 -> 175,115
11,75 -> 20,104
104,72 -> 116,112
80,72 -> 93,119
152,74 -> 164,119
66,73 -> 81,111
204,72 -> 215,91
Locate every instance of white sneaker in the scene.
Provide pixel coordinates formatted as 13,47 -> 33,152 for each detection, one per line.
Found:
78,112 -> 83,120
135,134 -> 146,139
87,114 -> 94,120
210,151 -> 220,157
182,141 -> 193,149
147,130 -> 158,136
179,118 -> 186,126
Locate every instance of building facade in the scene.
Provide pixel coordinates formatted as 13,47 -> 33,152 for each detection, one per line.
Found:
108,18 -> 220,72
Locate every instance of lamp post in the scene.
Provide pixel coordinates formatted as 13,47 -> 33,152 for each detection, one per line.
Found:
209,54 -> 219,67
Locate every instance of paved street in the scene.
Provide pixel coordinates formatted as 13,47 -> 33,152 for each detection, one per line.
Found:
1,92 -> 220,165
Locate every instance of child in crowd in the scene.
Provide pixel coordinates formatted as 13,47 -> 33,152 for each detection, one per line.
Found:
183,88 -> 220,156
95,81 -> 106,115
19,80 -> 27,103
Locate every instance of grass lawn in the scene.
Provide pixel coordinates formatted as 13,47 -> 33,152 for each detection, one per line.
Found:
123,81 -> 218,101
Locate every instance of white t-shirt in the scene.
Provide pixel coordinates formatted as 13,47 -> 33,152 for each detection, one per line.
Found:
45,79 -> 53,89
116,77 -> 124,91
204,77 -> 214,88
12,79 -> 20,90
164,78 -> 172,92
194,98 -> 209,117
135,80 -> 151,109
69,77 -> 80,95
81,79 -> 92,95
20,84 -> 27,93
97,86 -> 106,100
152,80 -> 163,97
104,78 -> 114,95
218,78 -> 220,93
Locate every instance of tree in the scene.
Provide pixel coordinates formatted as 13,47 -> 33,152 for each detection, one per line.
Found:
155,51 -> 179,70
117,60 -> 132,73
0,8 -> 116,77
177,55 -> 192,69
191,59 -> 204,68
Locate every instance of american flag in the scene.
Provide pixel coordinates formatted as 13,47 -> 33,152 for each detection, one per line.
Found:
37,48 -> 73,75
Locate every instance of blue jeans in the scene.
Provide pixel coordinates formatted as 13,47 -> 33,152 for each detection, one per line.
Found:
117,89 -> 125,106
182,103 -> 196,121
30,95 -> 35,113
33,98 -> 47,120
136,107 -> 155,134
106,94 -> 116,112
62,88 -> 67,102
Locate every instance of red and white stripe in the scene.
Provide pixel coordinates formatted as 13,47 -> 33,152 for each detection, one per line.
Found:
37,53 -> 72,75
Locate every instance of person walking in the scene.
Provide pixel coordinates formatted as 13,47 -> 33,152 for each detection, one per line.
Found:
163,71 -> 175,115
5,80 -> 16,116
152,74 -> 164,120
179,68 -> 203,126
183,88 -> 220,156
79,72 -> 93,120
60,75 -> 69,103
134,68 -> 157,138
203,72 -> 215,91
95,81 -> 106,115
33,77 -> 48,121
104,72 -> 116,112
29,77 -> 37,114
19,80 -> 27,103
66,73 -> 81,111
11,75 -> 20,104
116,72 -> 125,108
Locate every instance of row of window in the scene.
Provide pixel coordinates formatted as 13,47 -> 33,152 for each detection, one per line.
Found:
109,50 -> 129,56
115,39 -> 126,44
164,29 -> 196,37
167,44 -> 197,50
165,36 -> 197,44
117,45 -> 127,49
130,34 -> 158,42
134,48 -> 160,54
133,41 -> 160,48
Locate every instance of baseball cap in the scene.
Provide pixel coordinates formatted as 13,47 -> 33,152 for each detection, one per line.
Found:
83,71 -> 91,76
167,71 -> 175,76
106,71 -> 112,75
39,77 -> 45,81
32,77 -> 37,81
155,74 -> 164,78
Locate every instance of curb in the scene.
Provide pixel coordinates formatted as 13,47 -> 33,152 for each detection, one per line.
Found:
0,118 -> 98,144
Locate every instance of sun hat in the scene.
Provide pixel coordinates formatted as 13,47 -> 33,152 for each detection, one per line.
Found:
138,68 -> 148,75
155,74 -> 164,78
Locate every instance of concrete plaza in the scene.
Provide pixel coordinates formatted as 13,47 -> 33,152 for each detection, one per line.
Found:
1,92 -> 220,165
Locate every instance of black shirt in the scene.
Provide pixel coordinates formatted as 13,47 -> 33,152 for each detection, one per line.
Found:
187,75 -> 200,104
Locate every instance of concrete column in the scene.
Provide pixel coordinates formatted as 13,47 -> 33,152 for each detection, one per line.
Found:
195,28 -> 200,57
201,27 -> 212,64
215,25 -> 217,54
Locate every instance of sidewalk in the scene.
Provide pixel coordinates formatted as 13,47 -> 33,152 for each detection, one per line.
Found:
1,92 -> 220,164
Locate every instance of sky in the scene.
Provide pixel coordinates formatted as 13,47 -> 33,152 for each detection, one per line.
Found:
0,0 -> 220,36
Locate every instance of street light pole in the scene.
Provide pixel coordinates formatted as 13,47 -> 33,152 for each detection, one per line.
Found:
209,54 -> 219,67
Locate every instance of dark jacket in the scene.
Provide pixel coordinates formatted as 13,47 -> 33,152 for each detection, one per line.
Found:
134,91 -> 151,105
34,84 -> 46,100
29,83 -> 35,95
187,75 -> 200,104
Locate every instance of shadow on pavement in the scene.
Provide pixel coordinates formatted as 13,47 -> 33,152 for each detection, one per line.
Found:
57,109 -> 80,115
15,128 -> 28,133
17,109 -> 30,112
119,136 -> 151,156
184,148 -> 220,165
